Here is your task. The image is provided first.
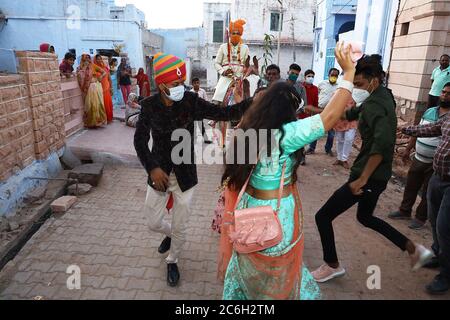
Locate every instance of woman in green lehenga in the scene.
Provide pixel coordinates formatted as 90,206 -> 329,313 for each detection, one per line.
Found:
218,42 -> 357,300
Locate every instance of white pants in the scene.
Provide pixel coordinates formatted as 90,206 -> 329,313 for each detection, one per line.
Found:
144,173 -> 195,264
336,128 -> 356,161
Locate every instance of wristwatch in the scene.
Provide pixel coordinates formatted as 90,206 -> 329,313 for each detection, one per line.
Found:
337,80 -> 354,93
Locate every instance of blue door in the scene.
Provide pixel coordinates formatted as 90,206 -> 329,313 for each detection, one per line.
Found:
324,47 -> 335,80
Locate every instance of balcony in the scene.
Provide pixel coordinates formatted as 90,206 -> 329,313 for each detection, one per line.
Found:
332,0 -> 357,14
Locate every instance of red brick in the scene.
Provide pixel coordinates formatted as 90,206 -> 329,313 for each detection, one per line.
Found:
0,75 -> 23,87
44,115 -> 53,125
48,60 -> 59,71
34,130 -> 43,142
7,100 -> 22,114
32,118 -> 45,129
0,144 -> 13,158
30,96 -> 42,108
8,110 -> 28,125
42,126 -> 51,138
20,85 -> 29,98
51,196 -> 77,213
22,156 -> 35,167
34,140 -> 47,154
20,136 -> 33,151
1,127 -> 18,142
18,58 -> 34,73
30,83 -> 47,96
1,86 -> 21,102
20,97 -> 30,110
0,102 -> 6,116
0,117 -> 7,130
34,59 -> 48,71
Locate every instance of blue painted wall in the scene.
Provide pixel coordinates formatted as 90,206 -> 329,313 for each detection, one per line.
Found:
0,151 -> 62,217
151,28 -> 204,60
0,0 -> 146,69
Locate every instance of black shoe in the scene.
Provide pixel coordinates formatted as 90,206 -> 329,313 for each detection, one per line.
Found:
167,263 -> 180,287
426,274 -> 449,295
423,256 -> 440,269
158,237 -> 171,254
388,211 -> 411,220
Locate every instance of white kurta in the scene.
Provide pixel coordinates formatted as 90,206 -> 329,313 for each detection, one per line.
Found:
212,43 -> 249,102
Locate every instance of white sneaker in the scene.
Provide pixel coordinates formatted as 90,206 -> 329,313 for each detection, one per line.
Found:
411,244 -> 434,271
311,263 -> 346,283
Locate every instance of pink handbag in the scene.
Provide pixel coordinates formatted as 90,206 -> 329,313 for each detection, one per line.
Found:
228,163 -> 287,254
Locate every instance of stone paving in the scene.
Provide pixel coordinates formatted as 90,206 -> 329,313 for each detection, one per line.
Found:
0,143 -> 449,300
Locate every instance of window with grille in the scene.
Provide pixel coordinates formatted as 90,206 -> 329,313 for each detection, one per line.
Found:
270,12 -> 283,31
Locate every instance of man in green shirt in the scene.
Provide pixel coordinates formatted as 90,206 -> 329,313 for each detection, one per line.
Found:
428,54 -> 450,109
312,54 -> 433,283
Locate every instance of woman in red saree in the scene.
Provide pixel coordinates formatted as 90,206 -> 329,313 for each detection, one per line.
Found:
94,54 -> 114,123
134,68 -> 151,97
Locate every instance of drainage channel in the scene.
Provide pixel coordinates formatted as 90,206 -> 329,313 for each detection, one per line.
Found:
0,177 -> 77,272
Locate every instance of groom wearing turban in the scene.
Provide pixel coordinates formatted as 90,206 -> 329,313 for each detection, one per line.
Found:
212,19 -> 250,103
134,52 -> 253,287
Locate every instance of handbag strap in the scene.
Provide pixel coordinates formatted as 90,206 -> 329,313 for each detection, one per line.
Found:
233,161 -> 287,213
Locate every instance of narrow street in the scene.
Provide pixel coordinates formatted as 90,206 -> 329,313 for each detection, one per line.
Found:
0,137 -> 448,300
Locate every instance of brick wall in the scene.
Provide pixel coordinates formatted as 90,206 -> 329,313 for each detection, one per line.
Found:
0,75 -> 36,181
16,51 -> 66,161
61,77 -> 83,137
388,0 -> 450,124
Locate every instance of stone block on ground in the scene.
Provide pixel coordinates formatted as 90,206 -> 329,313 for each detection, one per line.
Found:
68,163 -> 104,187
50,196 -> 77,213
67,183 -> 92,196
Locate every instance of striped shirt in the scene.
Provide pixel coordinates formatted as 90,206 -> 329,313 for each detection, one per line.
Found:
415,107 -> 441,163
403,112 -> 450,179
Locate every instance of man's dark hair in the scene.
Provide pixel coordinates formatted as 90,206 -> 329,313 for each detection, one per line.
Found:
192,77 -> 200,83
289,63 -> 301,72
441,54 -> 450,59
444,82 -> 450,88
304,69 -> 315,77
266,64 -> 280,74
328,68 -> 340,76
64,52 -> 75,60
355,54 -> 383,81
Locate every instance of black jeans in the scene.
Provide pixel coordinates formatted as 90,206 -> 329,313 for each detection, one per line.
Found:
427,174 -> 450,277
399,158 -> 433,222
315,178 -> 409,264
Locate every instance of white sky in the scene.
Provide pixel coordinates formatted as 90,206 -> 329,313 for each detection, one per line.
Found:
115,0 -> 232,29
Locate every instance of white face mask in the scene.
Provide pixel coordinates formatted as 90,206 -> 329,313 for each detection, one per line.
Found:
166,85 -> 185,102
352,88 -> 370,107
305,77 -> 314,84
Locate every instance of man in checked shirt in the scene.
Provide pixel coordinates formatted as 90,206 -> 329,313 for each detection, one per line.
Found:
402,82 -> 450,295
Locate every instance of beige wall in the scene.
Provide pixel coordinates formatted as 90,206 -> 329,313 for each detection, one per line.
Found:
388,0 -> 450,122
